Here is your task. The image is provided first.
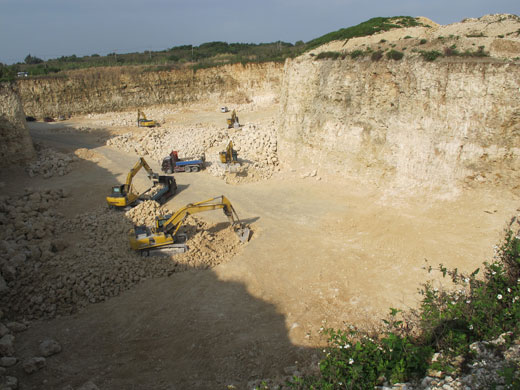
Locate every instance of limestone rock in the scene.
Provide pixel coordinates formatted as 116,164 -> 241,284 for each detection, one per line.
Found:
39,339 -> 62,357
22,356 -> 46,374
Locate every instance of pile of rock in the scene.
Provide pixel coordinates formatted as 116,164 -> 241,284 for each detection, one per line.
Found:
25,144 -> 79,178
125,200 -> 165,226
0,191 -> 247,323
106,118 -> 279,182
0,317 -> 63,389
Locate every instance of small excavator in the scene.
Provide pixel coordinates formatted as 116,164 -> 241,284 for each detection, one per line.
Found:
226,110 -> 240,129
219,141 -> 240,172
129,195 -> 251,256
137,109 -> 158,128
106,157 -> 176,209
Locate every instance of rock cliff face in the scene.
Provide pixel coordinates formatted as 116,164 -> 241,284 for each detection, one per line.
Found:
278,57 -> 520,196
0,84 -> 35,167
16,63 -> 283,118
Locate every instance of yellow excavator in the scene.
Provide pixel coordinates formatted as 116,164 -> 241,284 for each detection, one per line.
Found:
219,141 -> 239,164
129,195 -> 250,256
137,109 -> 158,128
226,110 -> 239,129
106,157 -> 176,209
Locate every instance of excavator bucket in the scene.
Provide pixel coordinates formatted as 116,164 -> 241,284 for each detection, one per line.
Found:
235,225 -> 251,243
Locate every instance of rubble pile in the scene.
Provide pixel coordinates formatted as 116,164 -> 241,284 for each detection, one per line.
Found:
0,192 -> 245,323
106,118 -> 280,182
25,144 -> 79,178
125,200 -> 165,226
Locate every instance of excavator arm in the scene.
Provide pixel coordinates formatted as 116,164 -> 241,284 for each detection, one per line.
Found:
129,195 -> 250,254
107,157 -> 158,208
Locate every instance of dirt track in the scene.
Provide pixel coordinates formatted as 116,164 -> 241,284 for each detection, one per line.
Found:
2,107 -> 519,389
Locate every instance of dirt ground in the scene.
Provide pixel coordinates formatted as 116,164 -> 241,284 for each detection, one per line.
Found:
2,105 -> 519,389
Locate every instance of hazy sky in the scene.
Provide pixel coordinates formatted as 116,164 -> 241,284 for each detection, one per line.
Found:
1,0 -> 518,64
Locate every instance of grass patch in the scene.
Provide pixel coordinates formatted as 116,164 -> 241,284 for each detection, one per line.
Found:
306,17 -> 428,51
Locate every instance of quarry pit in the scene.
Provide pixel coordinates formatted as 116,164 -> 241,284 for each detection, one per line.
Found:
0,14 -> 520,390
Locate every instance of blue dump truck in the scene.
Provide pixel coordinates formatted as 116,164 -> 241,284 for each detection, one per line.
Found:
140,175 -> 177,205
161,151 -> 205,173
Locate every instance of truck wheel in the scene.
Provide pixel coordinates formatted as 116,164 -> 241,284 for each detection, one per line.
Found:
191,166 -> 199,172
166,168 -> 172,174
184,166 -> 191,173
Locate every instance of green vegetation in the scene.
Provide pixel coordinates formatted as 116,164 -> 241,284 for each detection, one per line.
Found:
419,39 -> 428,44
305,17 -> 428,51
349,50 -> 364,59
0,63 -> 17,82
421,50 -> 442,61
288,226 -> 520,389
371,50 -> 384,61
386,50 -> 404,60
5,41 -> 306,78
315,52 -> 342,60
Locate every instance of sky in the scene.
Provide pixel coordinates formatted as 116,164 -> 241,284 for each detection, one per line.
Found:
1,0 -> 519,64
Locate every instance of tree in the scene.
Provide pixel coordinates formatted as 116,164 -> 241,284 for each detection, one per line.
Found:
24,54 -> 43,65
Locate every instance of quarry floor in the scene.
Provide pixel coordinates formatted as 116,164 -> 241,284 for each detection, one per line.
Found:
4,106 -> 520,389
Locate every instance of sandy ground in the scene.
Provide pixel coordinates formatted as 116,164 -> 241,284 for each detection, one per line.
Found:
2,105 -> 519,389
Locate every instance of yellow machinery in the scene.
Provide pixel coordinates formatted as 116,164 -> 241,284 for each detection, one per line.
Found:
219,141 -> 239,165
137,109 -> 158,128
129,195 -> 250,255
106,157 -> 158,209
226,110 -> 239,129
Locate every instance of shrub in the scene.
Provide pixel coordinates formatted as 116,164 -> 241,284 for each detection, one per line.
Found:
386,50 -> 404,60
371,51 -> 384,61
421,50 -> 442,61
419,39 -> 427,44
288,223 -> 520,389
350,50 -> 364,59
404,35 -> 413,39
315,51 -> 341,60
443,45 -> 459,56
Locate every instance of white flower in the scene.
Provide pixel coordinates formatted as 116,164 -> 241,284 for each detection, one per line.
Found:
348,358 -> 354,365
507,288 -> 512,293
323,349 -> 326,353
344,344 -> 350,349
497,294 -> 503,300
464,278 -> 470,283
469,324 -> 474,330
466,300 -> 471,304
451,301 -> 456,305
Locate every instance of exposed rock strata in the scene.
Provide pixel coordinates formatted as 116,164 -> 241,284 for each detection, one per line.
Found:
0,84 -> 35,167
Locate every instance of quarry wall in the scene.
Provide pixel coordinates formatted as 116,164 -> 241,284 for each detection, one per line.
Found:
0,83 -> 35,167
278,56 -> 520,196
15,62 -> 283,118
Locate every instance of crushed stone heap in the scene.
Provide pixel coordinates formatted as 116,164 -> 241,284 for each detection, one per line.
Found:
0,196 -> 246,322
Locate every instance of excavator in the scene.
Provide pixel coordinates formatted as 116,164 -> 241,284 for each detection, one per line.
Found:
219,141 -> 239,166
129,195 -> 250,256
226,110 -> 240,129
137,109 -> 158,128
106,157 -> 176,209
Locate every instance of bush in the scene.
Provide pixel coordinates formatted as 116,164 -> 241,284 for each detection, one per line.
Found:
350,50 -> 364,59
371,50 -> 384,61
419,39 -> 427,45
386,50 -> 404,60
288,223 -> 520,389
421,50 -> 442,61
315,51 -> 341,60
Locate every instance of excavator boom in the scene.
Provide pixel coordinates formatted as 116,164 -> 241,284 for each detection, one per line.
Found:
129,195 -> 250,254
106,157 -> 160,209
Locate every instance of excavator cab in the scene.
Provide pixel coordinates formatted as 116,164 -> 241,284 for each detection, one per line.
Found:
110,184 -> 126,197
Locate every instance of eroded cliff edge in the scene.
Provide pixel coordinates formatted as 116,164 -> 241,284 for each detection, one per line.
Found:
0,84 -> 35,167
278,56 -> 520,197
16,62 -> 283,118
